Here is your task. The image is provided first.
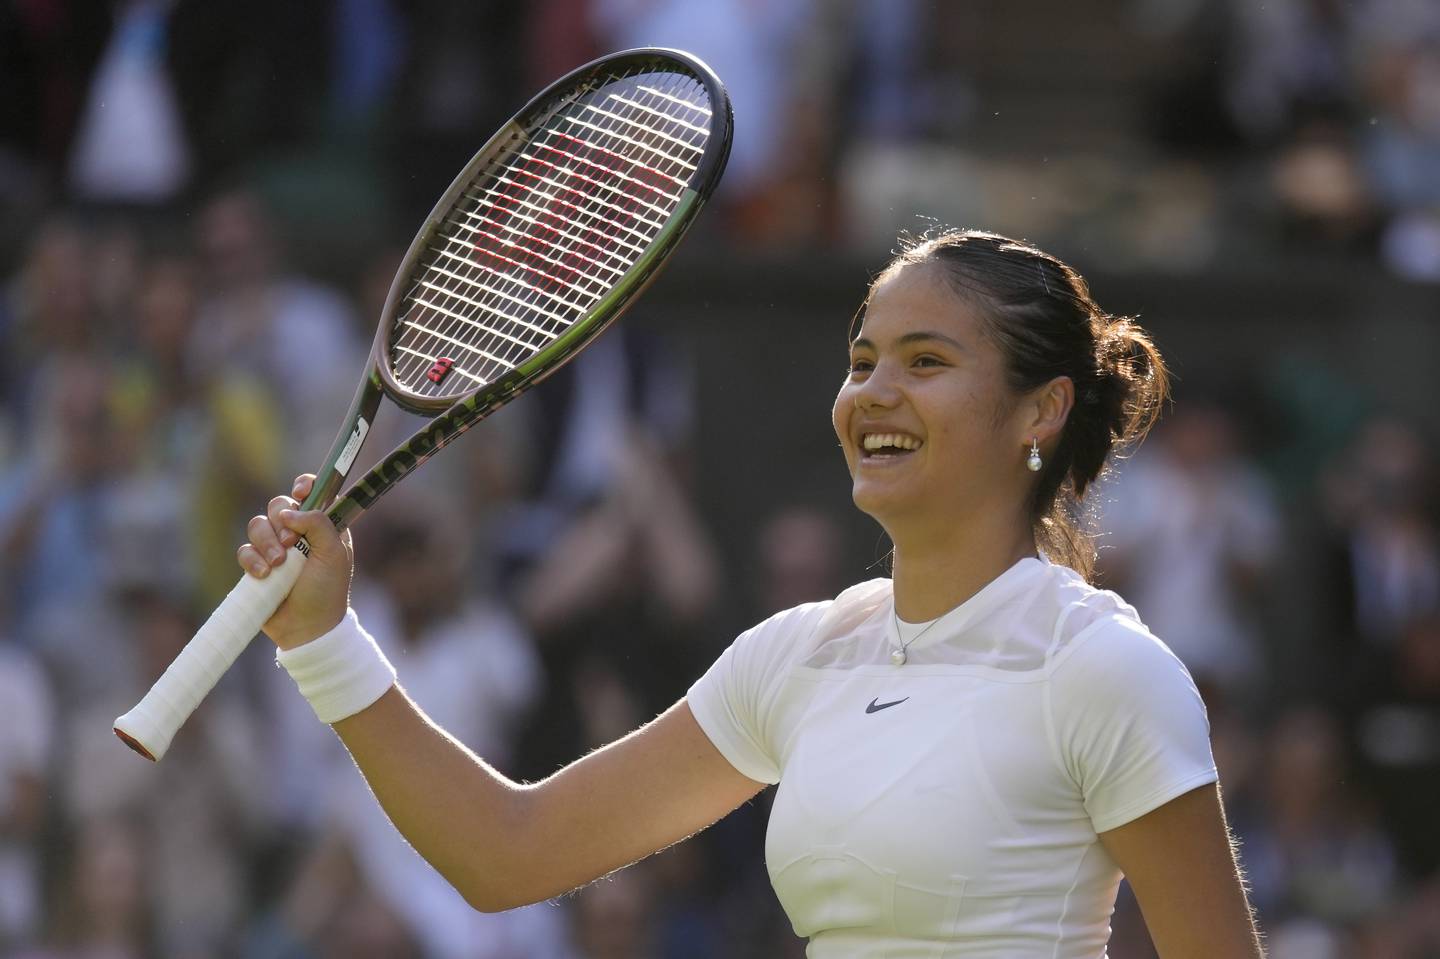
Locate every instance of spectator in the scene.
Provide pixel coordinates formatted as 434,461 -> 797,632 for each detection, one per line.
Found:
572,868 -> 656,959
0,355 -> 131,676
110,250 -> 205,476
1239,706 -> 1399,928
0,216 -> 99,434
0,624 -> 53,952
353,495 -> 544,773
1223,0 -> 1358,144
495,330 -> 721,778
190,186 -> 364,468
0,2 -> 111,185
185,187 -> 356,602
67,0 -> 192,204
1355,612 -> 1440,878
1098,398 -> 1282,700
1318,418 -> 1440,702
1359,33 -> 1440,279
58,586 -> 271,958
17,815 -> 155,959
749,506 -> 850,623
243,833 -> 425,959
590,0 -> 821,240
381,0 -> 527,223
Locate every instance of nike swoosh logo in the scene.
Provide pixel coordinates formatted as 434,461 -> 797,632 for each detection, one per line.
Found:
865,697 -> 909,714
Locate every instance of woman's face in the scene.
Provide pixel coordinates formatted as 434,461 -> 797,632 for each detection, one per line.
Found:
833,262 -> 1028,535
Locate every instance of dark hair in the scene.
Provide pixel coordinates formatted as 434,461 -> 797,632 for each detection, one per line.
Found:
877,228 -> 1169,579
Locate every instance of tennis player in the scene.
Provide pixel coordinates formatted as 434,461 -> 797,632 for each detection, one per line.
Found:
242,229 -> 1264,957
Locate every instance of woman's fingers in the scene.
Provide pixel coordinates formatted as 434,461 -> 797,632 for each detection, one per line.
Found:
292,473 -> 316,501
277,507 -> 344,553
240,488 -> 309,577
233,476 -> 353,648
266,505 -> 353,648
267,494 -> 301,549
246,511 -> 288,566
239,479 -> 347,575
236,541 -> 271,579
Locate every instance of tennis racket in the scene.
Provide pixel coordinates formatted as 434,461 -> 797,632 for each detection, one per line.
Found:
114,48 -> 732,761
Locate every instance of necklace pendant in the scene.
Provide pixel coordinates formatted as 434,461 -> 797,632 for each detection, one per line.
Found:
891,647 -> 907,666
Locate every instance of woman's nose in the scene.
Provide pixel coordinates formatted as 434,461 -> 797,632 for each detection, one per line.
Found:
852,363 -> 901,411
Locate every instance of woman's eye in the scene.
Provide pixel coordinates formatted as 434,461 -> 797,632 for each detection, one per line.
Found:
847,358 -> 873,374
913,354 -> 945,368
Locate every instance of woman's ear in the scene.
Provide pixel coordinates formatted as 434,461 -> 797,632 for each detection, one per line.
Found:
1027,376 -> 1075,447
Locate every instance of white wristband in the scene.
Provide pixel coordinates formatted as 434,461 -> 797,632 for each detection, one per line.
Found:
276,609 -> 398,724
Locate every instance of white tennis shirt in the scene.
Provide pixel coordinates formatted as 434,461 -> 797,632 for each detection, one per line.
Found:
687,557 -> 1217,958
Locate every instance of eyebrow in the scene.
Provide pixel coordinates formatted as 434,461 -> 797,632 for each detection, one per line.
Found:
849,331 -> 968,352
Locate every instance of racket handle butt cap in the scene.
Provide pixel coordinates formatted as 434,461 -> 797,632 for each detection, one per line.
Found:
112,723 -> 159,762
111,542 -> 309,763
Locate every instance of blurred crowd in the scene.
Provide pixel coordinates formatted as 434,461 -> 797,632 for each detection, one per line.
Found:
1132,0 -> 1440,277
2,1 -> 1439,958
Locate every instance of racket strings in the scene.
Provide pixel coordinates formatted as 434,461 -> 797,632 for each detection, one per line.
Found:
464,73 -> 705,311
391,70 -> 705,391
426,75 -> 703,358
389,69 -> 712,397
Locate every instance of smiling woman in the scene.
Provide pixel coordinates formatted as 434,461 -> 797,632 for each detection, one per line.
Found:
238,227 -> 1264,958
837,230 -> 1169,594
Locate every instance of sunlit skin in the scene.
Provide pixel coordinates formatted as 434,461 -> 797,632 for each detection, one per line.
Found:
832,261 -> 1073,622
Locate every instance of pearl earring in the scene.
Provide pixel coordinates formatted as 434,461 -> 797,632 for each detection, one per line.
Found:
1026,438 -> 1043,472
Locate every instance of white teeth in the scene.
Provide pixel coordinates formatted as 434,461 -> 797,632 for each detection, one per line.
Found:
862,432 -> 922,452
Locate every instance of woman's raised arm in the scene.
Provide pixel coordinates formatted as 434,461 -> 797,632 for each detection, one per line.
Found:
241,476 -> 766,912
335,690 -> 764,912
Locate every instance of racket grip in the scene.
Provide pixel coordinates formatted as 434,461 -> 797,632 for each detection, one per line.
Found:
113,543 -> 309,761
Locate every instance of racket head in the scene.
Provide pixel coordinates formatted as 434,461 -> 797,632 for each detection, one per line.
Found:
372,48 -> 732,416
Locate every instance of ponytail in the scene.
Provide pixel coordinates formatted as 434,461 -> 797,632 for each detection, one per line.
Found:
887,229 -> 1171,579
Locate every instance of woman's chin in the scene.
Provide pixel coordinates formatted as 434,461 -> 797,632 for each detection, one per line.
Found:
850,480 -> 910,524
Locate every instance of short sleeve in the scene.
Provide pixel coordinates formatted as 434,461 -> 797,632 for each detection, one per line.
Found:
1049,617 -> 1218,834
686,601 -> 830,785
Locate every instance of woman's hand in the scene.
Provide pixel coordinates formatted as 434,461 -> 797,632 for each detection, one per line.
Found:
236,473 -> 354,650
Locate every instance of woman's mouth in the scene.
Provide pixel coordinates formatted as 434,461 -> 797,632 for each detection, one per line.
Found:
860,432 -> 924,460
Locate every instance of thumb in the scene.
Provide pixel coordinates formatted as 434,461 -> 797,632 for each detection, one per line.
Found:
278,508 -> 347,560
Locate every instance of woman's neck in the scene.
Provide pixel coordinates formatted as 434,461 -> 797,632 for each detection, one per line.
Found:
887,508 -> 1035,622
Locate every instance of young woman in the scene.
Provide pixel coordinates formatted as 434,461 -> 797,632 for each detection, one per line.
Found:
241,229 -> 1265,957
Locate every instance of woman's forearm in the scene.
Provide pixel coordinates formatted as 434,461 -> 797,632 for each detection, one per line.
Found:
332,686 -> 532,911
330,689 -> 765,913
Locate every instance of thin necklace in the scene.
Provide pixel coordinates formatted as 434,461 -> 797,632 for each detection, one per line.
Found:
891,609 -> 943,665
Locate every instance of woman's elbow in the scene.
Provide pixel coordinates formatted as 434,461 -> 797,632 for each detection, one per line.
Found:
463,889 -> 514,914
461,881 -> 549,914
452,853 -> 556,914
